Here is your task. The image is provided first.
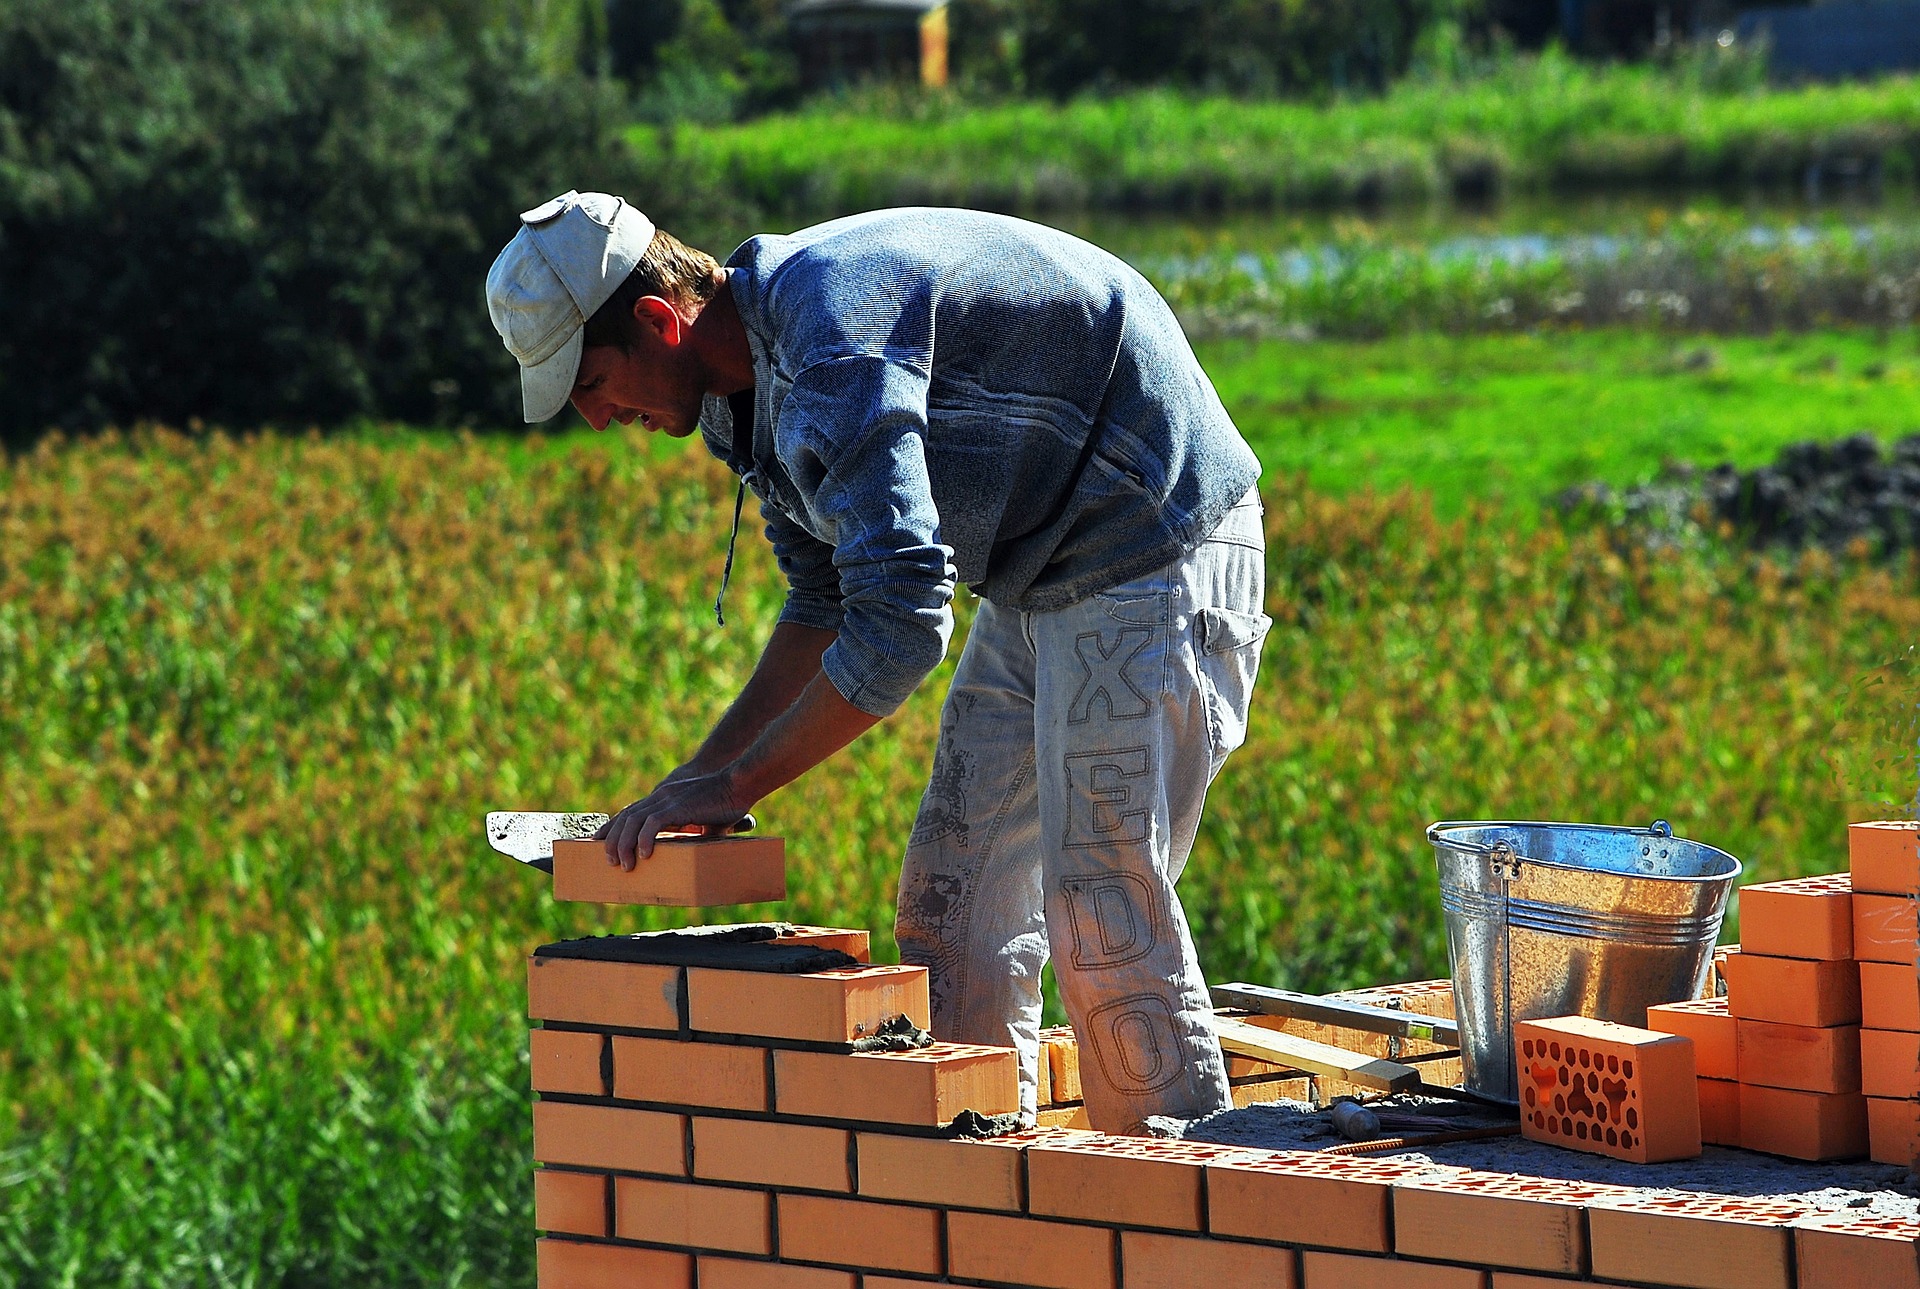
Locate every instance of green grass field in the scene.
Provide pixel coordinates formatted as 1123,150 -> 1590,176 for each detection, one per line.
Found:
3,326 -> 1916,1284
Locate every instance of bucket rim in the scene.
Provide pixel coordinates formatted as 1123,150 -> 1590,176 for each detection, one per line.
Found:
1426,818 -> 1743,883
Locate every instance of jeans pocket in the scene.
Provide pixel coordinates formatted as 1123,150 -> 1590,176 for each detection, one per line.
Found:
1194,608 -> 1270,769
1196,607 -> 1272,656
1097,588 -> 1171,627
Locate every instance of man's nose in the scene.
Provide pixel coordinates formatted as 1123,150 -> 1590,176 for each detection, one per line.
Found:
570,394 -> 611,431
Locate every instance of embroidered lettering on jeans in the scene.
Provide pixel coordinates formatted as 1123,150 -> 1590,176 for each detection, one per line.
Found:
1062,745 -> 1151,848
1083,994 -> 1185,1095
1060,871 -> 1159,969
1067,629 -> 1153,724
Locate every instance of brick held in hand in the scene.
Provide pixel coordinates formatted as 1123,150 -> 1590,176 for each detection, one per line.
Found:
774,1042 -> 1017,1125
550,834 -> 785,907
1738,1084 -> 1868,1161
686,962 -> 929,1043
1646,996 -> 1736,1081
1849,820 -> 1920,896
1737,871 -> 1853,959
1721,951 -> 1861,1027
1853,892 -> 1919,965
1516,1015 -> 1701,1164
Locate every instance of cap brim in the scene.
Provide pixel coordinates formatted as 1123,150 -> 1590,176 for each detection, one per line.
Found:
519,326 -> 583,423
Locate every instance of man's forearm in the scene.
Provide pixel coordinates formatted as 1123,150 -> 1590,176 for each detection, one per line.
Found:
728,670 -> 883,805
684,621 -> 837,772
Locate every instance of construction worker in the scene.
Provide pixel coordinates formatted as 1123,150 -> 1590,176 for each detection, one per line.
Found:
486,192 -> 1269,1134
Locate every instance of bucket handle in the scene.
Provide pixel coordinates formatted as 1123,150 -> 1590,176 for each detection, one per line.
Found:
1427,817 -> 1674,865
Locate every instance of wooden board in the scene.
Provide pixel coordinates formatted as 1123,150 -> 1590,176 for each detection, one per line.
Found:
1213,1017 -> 1423,1094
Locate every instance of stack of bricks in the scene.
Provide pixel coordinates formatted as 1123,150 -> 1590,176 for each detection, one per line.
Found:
530,921 -> 1920,1289
1646,820 -> 1920,1165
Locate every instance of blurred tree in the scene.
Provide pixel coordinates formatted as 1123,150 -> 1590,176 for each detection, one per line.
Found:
0,0 -> 634,440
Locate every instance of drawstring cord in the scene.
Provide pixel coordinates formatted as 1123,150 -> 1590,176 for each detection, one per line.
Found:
714,475 -> 746,626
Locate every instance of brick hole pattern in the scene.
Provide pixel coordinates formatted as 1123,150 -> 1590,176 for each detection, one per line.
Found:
1521,1034 -> 1642,1153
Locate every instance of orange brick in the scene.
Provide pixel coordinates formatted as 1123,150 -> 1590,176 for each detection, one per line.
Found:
1208,1152 -> 1442,1253
1862,961 -> 1920,1031
1735,1019 -> 1861,1093
1722,952 -> 1860,1026
612,1035 -> 767,1111
690,1117 -> 851,1192
1855,893 -> 1919,965
1737,872 -> 1854,959
779,926 -> 871,960
533,1169 -> 607,1237
1869,1094 -> 1920,1166
528,955 -> 682,1031
1737,1084 -> 1868,1161
531,1028 -> 608,1096
1037,1105 -> 1091,1129
612,1175 -> 771,1254
694,1258 -> 855,1289
532,1101 -> 686,1175
536,1236 -> 693,1289
1043,1027 -> 1082,1102
1122,1230 -> 1299,1288
856,1131 -> 1027,1211
1588,1193 -> 1804,1289
1795,1212 -> 1920,1289
1860,1028 -> 1920,1098
1232,1074 -> 1315,1106
1027,1136 -> 1252,1231
686,964 -> 928,1043
773,1043 -> 1017,1125
550,835 -> 786,906
775,1194 -> 943,1276
1516,1016 -> 1700,1163
1489,1277 -> 1637,1289
1300,1251 -> 1486,1288
1850,820 -> 1920,896
1698,1077 -> 1740,1146
1392,1171 -> 1632,1274
1646,997 -> 1736,1081
947,1211 -> 1116,1289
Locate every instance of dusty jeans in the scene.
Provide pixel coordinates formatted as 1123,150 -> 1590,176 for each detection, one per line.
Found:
895,488 -> 1271,1133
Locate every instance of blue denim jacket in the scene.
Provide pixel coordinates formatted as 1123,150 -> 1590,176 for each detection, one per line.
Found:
698,208 -> 1259,718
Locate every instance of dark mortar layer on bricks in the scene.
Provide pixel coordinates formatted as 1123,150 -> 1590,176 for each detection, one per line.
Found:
534,923 -> 859,973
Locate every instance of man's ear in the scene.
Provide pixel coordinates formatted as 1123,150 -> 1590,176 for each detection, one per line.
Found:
631,295 -> 684,347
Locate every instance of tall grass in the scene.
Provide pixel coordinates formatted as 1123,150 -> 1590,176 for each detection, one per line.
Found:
639,53 -> 1920,222
2,422 -> 1914,1281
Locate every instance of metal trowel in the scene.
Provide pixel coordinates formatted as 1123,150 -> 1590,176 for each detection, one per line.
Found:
486,810 -> 756,873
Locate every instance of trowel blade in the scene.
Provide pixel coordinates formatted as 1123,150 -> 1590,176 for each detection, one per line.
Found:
485,811 -> 611,873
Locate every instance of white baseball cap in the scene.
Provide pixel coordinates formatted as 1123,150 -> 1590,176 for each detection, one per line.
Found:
485,191 -> 656,422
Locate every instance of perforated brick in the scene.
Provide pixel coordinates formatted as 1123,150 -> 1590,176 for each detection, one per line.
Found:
1645,997 -> 1736,1081
1698,1077 -> 1740,1146
611,1034 -> 768,1112
1861,1026 -> 1917,1098
1720,951 -> 1861,1027
686,964 -> 928,1043
1850,820 -> 1920,896
775,1193 -> 944,1277
1738,872 -> 1854,959
1027,1135 -> 1254,1231
532,1101 -> 687,1175
533,1169 -> 607,1237
531,1028 -> 608,1096
1735,1019 -> 1861,1094
1122,1230 -> 1299,1289
1300,1250 -> 1486,1288
690,1117 -> 852,1193
1515,1016 -> 1700,1163
528,955 -> 682,1032
855,1130 -> 1032,1212
693,1257 -> 856,1289
1588,1193 -> 1805,1289
1208,1151 -> 1450,1253
1862,960 -> 1920,1032
1738,1084 -> 1868,1161
1854,893 -> 1919,965
549,834 -> 786,906
1393,1171 -> 1636,1274
536,1237 -> 693,1289
1795,1211 -> 1920,1289
1869,1094 -> 1920,1166
773,1042 -> 1018,1125
946,1211 -> 1116,1289
612,1175 -> 772,1254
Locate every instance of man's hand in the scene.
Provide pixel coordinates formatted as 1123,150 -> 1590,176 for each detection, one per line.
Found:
594,769 -> 754,870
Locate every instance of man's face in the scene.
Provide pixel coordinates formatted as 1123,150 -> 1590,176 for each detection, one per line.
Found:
569,297 -> 704,436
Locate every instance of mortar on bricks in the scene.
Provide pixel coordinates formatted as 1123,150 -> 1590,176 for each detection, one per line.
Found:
1429,819 -> 1741,1103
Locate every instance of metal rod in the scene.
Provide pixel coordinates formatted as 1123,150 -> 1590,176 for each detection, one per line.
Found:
1321,1124 -> 1523,1156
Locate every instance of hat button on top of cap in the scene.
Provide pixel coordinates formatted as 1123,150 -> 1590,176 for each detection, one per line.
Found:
519,191 -> 577,225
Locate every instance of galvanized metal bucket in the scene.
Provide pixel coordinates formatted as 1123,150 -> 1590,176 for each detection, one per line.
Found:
1428,819 -> 1741,1104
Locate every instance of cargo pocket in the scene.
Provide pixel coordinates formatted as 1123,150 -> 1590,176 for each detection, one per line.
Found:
1194,606 -> 1272,772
